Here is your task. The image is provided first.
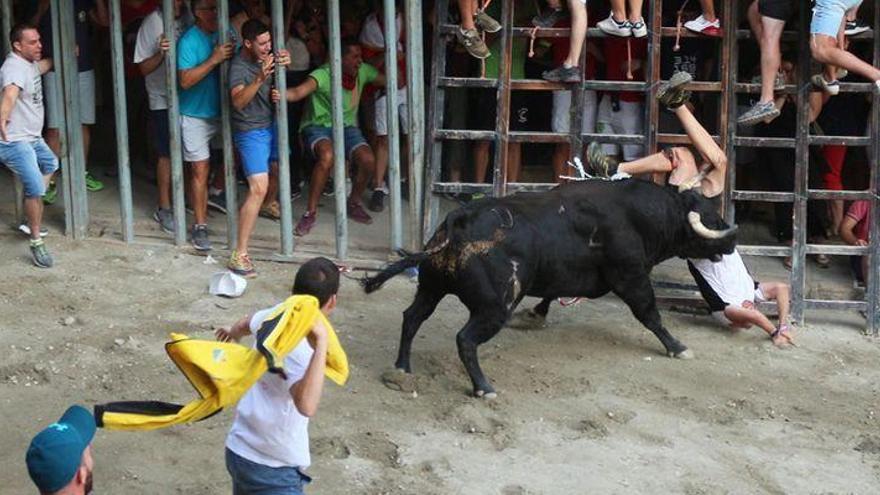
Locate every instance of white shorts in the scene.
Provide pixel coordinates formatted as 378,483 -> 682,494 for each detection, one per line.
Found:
596,95 -> 644,162
710,286 -> 768,326
181,115 -> 219,162
44,70 -> 96,128
551,89 -> 597,134
375,88 -> 409,136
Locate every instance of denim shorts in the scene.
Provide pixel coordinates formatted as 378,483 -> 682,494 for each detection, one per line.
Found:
225,448 -> 312,495
300,125 -> 368,161
811,0 -> 862,37
0,138 -> 59,197
234,126 -> 279,177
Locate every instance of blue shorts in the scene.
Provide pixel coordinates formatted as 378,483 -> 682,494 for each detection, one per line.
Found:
300,125 -> 368,161
811,0 -> 861,37
225,448 -> 311,495
0,138 -> 59,197
234,126 -> 279,177
149,109 -> 171,158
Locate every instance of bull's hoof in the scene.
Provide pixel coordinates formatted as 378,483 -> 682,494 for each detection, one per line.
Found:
381,369 -> 419,393
506,308 -> 547,331
475,389 -> 497,400
668,348 -> 694,360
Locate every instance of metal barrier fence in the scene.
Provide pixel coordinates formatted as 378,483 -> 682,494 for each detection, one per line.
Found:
423,0 -> 879,333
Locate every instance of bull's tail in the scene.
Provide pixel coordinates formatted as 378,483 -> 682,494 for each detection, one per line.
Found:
361,239 -> 449,293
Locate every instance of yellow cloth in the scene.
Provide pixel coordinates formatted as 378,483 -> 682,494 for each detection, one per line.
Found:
96,295 -> 348,431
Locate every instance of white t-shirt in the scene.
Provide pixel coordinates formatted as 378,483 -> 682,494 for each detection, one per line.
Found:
688,249 -> 755,307
134,9 -> 190,110
226,304 -> 315,468
0,53 -> 43,142
359,12 -> 403,52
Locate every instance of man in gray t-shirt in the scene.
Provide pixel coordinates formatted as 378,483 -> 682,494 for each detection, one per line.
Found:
226,19 -> 290,277
0,24 -> 57,268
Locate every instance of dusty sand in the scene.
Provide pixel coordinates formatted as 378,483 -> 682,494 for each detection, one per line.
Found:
1,233 -> 879,494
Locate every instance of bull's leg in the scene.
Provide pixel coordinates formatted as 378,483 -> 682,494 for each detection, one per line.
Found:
456,310 -> 507,398
507,297 -> 552,329
532,297 -> 553,317
395,288 -> 444,373
611,274 -> 692,359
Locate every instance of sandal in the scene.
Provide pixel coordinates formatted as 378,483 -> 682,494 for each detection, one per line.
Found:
259,201 -> 282,220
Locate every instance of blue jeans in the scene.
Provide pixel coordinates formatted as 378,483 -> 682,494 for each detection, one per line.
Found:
0,138 -> 59,197
225,448 -> 312,495
301,125 -> 368,161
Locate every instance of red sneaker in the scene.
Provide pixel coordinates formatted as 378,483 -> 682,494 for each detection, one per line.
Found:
295,211 -> 317,236
347,201 -> 373,224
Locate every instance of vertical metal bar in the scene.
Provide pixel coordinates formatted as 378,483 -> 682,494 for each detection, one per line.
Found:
722,0 -> 737,225
423,0 -> 448,244
271,0 -> 293,255
491,0 -> 513,197
108,0 -> 134,242
790,4 -> 811,326
383,0 -> 402,251
162,0 -> 186,245
404,0 -> 425,250
58,0 -> 88,238
48,0 -> 73,236
218,0 -> 238,249
1,0 -> 24,226
327,0 -> 348,260
866,0 -> 880,335
645,0 -> 661,154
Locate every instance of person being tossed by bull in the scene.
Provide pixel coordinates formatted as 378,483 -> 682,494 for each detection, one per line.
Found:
584,71 -> 795,347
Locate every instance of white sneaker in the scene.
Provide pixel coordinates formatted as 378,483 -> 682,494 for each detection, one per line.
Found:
630,18 -> 647,38
684,15 -> 720,35
597,13 -> 632,37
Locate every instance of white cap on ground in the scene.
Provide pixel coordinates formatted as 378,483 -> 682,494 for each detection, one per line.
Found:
209,271 -> 247,298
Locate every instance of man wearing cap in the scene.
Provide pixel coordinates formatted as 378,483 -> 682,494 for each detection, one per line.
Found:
26,405 -> 96,494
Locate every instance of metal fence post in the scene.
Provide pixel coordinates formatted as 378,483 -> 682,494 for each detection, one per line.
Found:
162,0 -> 186,245
47,0 -> 73,236
327,0 -> 348,260
218,0 -> 238,249
0,0 -> 24,227
404,0 -> 425,250
271,0 -> 294,256
108,0 -> 134,242
422,0 -> 448,245
790,4 -> 811,326
383,0 -> 402,251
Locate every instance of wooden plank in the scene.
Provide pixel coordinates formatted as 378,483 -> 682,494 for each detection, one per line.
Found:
806,189 -> 875,200
733,136 -> 796,148
731,191 -> 794,202
737,245 -> 791,256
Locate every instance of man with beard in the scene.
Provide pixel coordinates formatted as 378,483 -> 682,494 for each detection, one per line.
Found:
26,405 -> 96,494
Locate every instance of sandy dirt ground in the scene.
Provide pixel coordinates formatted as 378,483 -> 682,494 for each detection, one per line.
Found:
1,231 -> 880,494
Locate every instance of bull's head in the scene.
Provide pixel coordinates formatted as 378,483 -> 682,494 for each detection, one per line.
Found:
677,191 -> 737,262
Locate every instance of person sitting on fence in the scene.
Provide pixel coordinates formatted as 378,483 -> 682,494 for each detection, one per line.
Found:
284,38 -> 387,237
0,23 -> 57,268
539,0 -> 589,83
683,0 -> 723,37
840,199 -> 871,290
586,71 -> 795,346
598,0 -> 647,38
453,0 -> 501,60
738,0 -> 791,126
810,0 -> 880,96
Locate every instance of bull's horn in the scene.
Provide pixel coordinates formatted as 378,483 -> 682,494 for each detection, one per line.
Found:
688,211 -> 737,239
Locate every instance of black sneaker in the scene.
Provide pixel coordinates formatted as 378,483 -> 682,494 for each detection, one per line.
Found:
585,142 -> 619,178
845,19 -> 870,36
532,8 -> 567,28
368,189 -> 387,212
291,181 -> 303,200
542,65 -> 580,83
30,239 -> 53,268
191,224 -> 212,251
656,71 -> 693,109
322,180 -> 335,197
207,192 -> 228,214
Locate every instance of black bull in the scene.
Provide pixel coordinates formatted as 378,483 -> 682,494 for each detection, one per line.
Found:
362,179 -> 737,398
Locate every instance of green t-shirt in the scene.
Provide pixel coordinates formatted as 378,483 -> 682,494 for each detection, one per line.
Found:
483,0 -> 534,80
300,62 -> 379,129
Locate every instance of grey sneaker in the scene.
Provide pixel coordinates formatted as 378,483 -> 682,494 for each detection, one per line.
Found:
657,71 -> 693,109
811,74 -> 839,95
30,239 -> 53,268
542,65 -> 580,82
532,8 -> 567,28
456,27 -> 490,59
474,9 -> 501,33
191,224 -> 212,251
737,100 -> 780,126
585,141 -> 619,178
152,207 -> 174,234
597,13 -> 632,37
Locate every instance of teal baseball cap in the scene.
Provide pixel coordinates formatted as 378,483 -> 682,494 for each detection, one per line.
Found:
26,405 -> 96,493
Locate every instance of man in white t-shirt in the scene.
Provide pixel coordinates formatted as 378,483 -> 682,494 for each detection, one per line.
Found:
215,257 -> 340,494
0,23 -> 56,268
133,0 -> 191,234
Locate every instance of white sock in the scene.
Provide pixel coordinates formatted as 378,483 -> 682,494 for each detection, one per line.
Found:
209,187 -> 222,196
